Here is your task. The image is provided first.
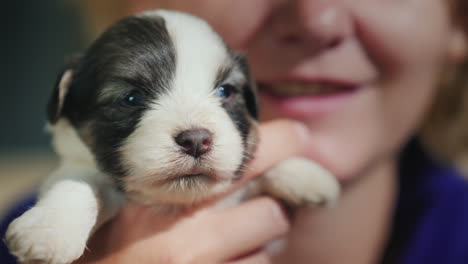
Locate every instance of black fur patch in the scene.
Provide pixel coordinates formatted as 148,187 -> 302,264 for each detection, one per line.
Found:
55,16 -> 176,177
214,57 -> 257,146
215,54 -> 258,178
235,55 -> 258,120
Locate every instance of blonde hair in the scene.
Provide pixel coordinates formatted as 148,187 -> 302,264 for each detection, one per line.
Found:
78,0 -> 129,41
421,0 -> 468,172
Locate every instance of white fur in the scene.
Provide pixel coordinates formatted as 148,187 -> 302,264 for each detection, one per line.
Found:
45,119 -> 123,221
6,120 -> 124,264
6,179 -> 97,264
46,119 -> 95,167
216,158 -> 340,210
261,157 -> 340,207
122,11 -> 244,205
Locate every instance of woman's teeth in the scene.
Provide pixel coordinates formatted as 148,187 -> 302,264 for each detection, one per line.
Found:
267,83 -> 350,97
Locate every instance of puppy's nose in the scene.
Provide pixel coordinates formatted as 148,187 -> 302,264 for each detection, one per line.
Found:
175,129 -> 213,158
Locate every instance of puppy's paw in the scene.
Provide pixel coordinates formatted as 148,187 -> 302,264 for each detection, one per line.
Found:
262,157 -> 340,208
5,206 -> 91,264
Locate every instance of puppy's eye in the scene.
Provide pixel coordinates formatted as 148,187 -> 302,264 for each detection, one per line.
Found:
120,90 -> 144,108
215,84 -> 236,99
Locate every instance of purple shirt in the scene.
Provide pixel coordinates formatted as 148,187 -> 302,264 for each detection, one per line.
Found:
2,141 -> 468,263
382,141 -> 468,263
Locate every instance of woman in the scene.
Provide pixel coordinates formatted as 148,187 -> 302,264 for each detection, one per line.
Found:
2,0 -> 468,263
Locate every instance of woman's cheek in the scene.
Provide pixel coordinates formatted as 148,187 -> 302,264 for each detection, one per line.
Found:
352,0 -> 451,72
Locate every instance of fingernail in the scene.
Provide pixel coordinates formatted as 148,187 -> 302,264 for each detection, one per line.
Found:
292,122 -> 309,144
264,199 -> 290,230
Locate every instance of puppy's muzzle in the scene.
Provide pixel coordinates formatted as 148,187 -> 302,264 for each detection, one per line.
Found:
175,128 -> 213,158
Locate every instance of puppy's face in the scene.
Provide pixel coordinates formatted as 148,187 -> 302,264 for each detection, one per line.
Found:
49,10 -> 258,205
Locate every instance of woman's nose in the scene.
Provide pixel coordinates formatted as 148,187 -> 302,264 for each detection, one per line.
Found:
271,0 -> 352,54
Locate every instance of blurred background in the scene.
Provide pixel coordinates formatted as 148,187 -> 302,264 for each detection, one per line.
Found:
2,1 -> 81,214
0,0 -> 137,215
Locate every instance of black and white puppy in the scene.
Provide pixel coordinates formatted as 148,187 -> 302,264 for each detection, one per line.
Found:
6,10 -> 339,264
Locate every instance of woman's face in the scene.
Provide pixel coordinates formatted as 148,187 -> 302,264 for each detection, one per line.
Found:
136,0 -> 466,181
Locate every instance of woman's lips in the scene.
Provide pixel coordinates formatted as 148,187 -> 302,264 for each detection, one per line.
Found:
259,82 -> 362,119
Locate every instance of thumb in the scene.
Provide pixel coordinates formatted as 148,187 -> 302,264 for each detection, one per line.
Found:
245,119 -> 309,179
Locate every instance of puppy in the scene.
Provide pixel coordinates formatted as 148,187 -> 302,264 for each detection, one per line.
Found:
5,10 -> 340,264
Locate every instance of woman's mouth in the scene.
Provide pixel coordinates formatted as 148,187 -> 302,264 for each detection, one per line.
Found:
265,82 -> 357,97
259,81 -> 363,119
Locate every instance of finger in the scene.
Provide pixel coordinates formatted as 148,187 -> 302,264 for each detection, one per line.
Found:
174,197 -> 289,263
226,252 -> 271,264
245,119 -> 309,179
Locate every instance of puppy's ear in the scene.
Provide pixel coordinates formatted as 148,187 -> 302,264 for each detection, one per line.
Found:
47,55 -> 81,124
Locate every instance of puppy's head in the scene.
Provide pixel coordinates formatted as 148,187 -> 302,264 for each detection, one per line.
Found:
48,10 -> 259,205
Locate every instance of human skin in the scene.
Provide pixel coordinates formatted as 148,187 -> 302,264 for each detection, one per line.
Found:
76,0 -> 468,263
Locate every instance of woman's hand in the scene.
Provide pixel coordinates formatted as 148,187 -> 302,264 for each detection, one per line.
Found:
76,120 -> 309,264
